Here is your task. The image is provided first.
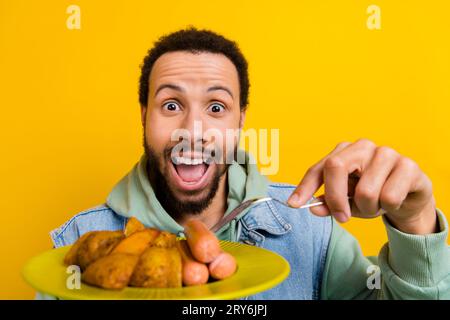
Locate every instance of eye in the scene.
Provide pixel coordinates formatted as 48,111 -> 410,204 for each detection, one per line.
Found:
162,101 -> 181,112
208,103 -> 225,113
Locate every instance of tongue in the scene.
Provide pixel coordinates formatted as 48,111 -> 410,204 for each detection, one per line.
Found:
175,164 -> 207,182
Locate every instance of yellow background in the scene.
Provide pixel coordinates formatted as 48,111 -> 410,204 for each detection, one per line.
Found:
1,0 -> 449,299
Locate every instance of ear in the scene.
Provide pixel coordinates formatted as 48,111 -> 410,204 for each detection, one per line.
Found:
239,111 -> 246,129
140,105 -> 147,127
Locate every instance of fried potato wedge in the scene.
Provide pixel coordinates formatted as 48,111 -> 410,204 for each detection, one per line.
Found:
81,253 -> 139,290
76,231 -> 125,270
129,246 -> 182,288
152,231 -> 177,248
63,231 -> 95,266
111,228 -> 160,256
124,217 -> 145,237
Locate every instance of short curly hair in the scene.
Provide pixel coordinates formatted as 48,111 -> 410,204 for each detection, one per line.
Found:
138,27 -> 249,110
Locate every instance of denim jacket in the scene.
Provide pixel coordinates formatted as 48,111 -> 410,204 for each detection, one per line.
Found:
50,183 -> 332,300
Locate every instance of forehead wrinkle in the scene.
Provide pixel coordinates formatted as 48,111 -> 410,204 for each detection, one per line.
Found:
149,52 -> 240,98
155,65 -> 235,80
152,53 -> 237,79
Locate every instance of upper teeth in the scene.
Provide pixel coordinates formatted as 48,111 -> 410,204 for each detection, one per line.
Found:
173,157 -> 204,165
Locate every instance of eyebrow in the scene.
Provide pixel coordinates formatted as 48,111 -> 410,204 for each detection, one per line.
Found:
207,85 -> 234,99
154,84 -> 184,97
154,83 -> 234,99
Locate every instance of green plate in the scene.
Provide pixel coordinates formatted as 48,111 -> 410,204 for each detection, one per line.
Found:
22,241 -> 290,300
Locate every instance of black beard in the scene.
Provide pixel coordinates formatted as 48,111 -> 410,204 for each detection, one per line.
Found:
143,136 -> 229,219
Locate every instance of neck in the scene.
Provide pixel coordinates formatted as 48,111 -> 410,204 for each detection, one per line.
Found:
177,174 -> 228,230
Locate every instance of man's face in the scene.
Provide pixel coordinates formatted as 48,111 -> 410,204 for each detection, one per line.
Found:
141,51 -> 244,216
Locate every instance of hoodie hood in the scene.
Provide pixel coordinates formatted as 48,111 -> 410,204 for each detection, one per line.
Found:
106,149 -> 269,241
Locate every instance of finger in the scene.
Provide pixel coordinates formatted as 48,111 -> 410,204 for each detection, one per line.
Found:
379,157 -> 422,213
309,195 -> 355,221
309,194 -> 330,217
309,205 -> 330,217
288,142 -> 351,207
287,166 -> 323,208
323,157 -> 352,222
326,139 -> 377,176
323,139 -> 377,222
352,146 -> 399,218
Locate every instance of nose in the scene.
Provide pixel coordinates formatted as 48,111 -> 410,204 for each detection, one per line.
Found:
179,107 -> 207,152
182,108 -> 202,138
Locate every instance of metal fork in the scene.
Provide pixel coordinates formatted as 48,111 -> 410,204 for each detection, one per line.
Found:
210,196 -> 352,233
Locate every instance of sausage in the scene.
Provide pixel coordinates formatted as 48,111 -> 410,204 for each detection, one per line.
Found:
176,240 -> 209,286
184,220 -> 221,263
208,252 -> 237,280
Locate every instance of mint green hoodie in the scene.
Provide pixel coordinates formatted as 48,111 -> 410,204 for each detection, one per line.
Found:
106,151 -> 450,299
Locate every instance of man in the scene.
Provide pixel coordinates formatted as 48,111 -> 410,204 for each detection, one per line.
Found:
46,28 -> 449,299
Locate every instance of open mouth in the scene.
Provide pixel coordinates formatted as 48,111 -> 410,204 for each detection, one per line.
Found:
169,155 -> 213,191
